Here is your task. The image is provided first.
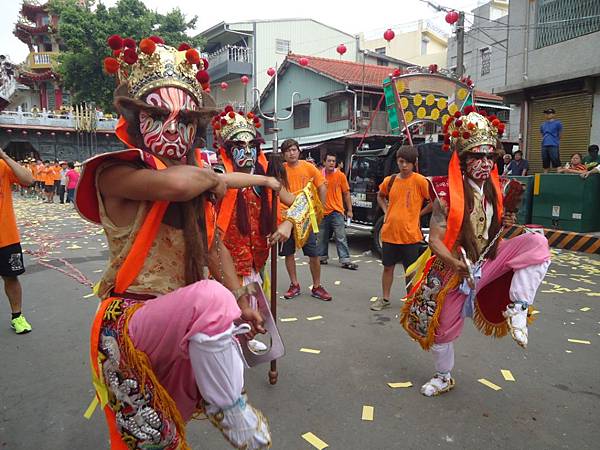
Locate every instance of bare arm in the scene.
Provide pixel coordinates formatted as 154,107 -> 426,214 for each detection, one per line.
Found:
428,199 -> 468,278
377,191 -> 388,215
420,201 -> 433,217
343,190 -> 353,218
220,172 -> 280,191
99,163 -> 221,202
317,182 -> 326,206
278,186 -> 295,206
0,148 -> 34,186
208,235 -> 265,335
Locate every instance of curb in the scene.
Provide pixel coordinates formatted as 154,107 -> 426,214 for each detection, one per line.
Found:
504,226 -> 600,255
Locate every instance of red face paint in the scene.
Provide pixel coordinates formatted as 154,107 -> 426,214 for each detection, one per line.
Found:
139,87 -> 198,160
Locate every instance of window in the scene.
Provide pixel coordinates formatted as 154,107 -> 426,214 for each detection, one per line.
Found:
376,59 -> 388,66
374,47 -> 386,55
421,38 -> 429,56
327,98 -> 349,122
536,0 -> 600,48
293,104 -> 310,129
263,118 -> 275,135
480,47 -> 491,76
275,39 -> 290,54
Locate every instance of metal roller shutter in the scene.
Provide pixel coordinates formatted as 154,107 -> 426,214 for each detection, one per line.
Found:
527,94 -> 592,173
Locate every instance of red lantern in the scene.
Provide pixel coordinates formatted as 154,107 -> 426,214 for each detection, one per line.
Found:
445,11 -> 459,25
299,57 -> 309,67
336,44 -> 347,56
267,67 -> 276,77
383,29 -> 395,42
220,82 -> 228,90
240,75 -> 249,85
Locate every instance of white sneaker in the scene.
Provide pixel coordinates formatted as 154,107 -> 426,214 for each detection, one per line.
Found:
420,373 -> 455,397
503,302 -> 529,349
248,339 -> 268,353
206,397 -> 271,450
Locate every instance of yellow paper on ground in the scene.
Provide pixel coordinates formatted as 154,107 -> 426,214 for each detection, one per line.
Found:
307,315 -> 323,321
280,317 -> 298,322
501,370 -> 515,382
334,281 -> 341,286
388,382 -> 413,388
302,432 -> 329,449
568,339 -> 591,345
370,296 -> 378,302
478,378 -> 502,391
580,307 -> 591,312
361,405 -> 374,421
300,348 -> 321,354
83,293 -> 95,299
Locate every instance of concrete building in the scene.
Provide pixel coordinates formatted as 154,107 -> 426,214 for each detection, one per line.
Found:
361,20 -> 448,69
197,19 -> 358,110
446,1 -> 519,143
497,0 -> 600,172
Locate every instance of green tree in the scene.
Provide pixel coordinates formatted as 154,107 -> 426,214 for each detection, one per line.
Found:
49,0 -> 204,111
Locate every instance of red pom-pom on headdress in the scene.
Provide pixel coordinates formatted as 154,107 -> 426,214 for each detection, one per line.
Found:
107,35 -> 123,50
112,49 -> 121,57
123,48 -> 138,65
224,105 -> 234,113
186,49 -> 200,65
149,35 -> 165,44
454,111 -> 462,118
463,105 -> 476,114
178,43 -> 192,51
452,130 -> 460,138
228,111 -> 236,118
442,144 -> 450,152
462,131 -> 471,139
201,58 -> 209,70
139,38 -> 156,55
123,38 -> 136,49
195,70 -> 210,84
103,57 -> 120,74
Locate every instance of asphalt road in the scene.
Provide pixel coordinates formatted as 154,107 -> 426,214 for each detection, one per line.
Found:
1,197 -> 599,450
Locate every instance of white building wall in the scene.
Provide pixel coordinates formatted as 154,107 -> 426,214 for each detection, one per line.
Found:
254,20 -> 356,93
591,79 -> 600,147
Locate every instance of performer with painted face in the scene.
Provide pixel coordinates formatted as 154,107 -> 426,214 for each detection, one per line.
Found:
76,37 -> 270,449
400,107 -> 551,397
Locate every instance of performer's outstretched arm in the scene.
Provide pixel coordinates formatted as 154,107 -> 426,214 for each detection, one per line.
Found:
220,172 -> 281,191
208,233 -> 265,336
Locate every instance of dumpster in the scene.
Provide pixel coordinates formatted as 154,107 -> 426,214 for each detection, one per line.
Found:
531,174 -> 600,232
508,175 -> 534,225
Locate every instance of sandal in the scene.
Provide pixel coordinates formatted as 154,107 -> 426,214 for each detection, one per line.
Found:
341,262 -> 358,270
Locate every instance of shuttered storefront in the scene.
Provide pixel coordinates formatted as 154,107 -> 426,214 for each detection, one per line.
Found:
527,94 -> 593,173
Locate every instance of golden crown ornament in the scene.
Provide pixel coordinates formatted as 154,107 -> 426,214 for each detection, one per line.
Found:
103,35 -> 211,106
212,106 -> 262,145
442,105 -> 505,154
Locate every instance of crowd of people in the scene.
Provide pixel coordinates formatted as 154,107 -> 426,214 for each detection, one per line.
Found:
14,159 -> 80,203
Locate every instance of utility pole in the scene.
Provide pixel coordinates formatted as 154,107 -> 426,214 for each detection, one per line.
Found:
456,11 -> 465,78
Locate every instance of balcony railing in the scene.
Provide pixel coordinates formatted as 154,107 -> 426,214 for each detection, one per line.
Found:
0,109 -> 117,131
26,51 -> 59,70
207,46 -> 252,67
358,110 -> 391,134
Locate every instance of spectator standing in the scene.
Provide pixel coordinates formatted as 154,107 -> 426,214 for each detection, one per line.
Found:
501,153 -> 512,175
52,161 -> 62,200
41,160 -> 55,203
0,147 -> 34,333
58,161 -> 68,203
371,146 -> 431,311
279,139 -> 332,301
540,108 -> 563,173
318,152 -> 357,270
65,162 -> 80,203
557,153 -> 587,174
507,150 -> 529,176
583,144 -> 600,170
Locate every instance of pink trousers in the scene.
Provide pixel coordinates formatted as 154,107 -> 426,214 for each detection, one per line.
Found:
128,280 -> 241,421
434,232 -> 551,344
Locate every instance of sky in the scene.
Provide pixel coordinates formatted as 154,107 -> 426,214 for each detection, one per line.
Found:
1,0 -> 486,63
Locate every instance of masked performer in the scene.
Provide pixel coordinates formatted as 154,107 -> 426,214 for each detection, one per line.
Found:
76,37 -> 271,449
400,108 -> 550,397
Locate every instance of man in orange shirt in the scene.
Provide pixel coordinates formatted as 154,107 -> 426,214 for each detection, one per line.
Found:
42,160 -> 55,203
279,139 -> 332,301
0,147 -> 34,333
371,145 -> 431,311
318,152 -> 357,270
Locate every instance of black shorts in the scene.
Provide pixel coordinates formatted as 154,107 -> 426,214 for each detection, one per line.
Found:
0,243 -> 25,277
381,242 -> 420,269
541,145 -> 561,169
44,184 -> 54,193
34,181 -> 43,189
278,231 -> 319,257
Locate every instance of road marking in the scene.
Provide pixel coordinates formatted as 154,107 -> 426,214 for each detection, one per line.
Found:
478,378 -> 502,391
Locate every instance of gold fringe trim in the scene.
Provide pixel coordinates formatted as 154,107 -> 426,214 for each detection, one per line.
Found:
400,274 -> 461,351
121,304 -> 191,450
472,298 -> 509,338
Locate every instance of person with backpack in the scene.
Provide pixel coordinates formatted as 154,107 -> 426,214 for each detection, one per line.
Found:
371,145 -> 431,311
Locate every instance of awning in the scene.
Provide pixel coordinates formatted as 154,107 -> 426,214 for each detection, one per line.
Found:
474,101 -> 511,111
262,129 -> 353,150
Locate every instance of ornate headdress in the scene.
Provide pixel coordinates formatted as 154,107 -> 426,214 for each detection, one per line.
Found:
211,106 -> 262,145
103,35 -> 211,106
442,106 -> 505,154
